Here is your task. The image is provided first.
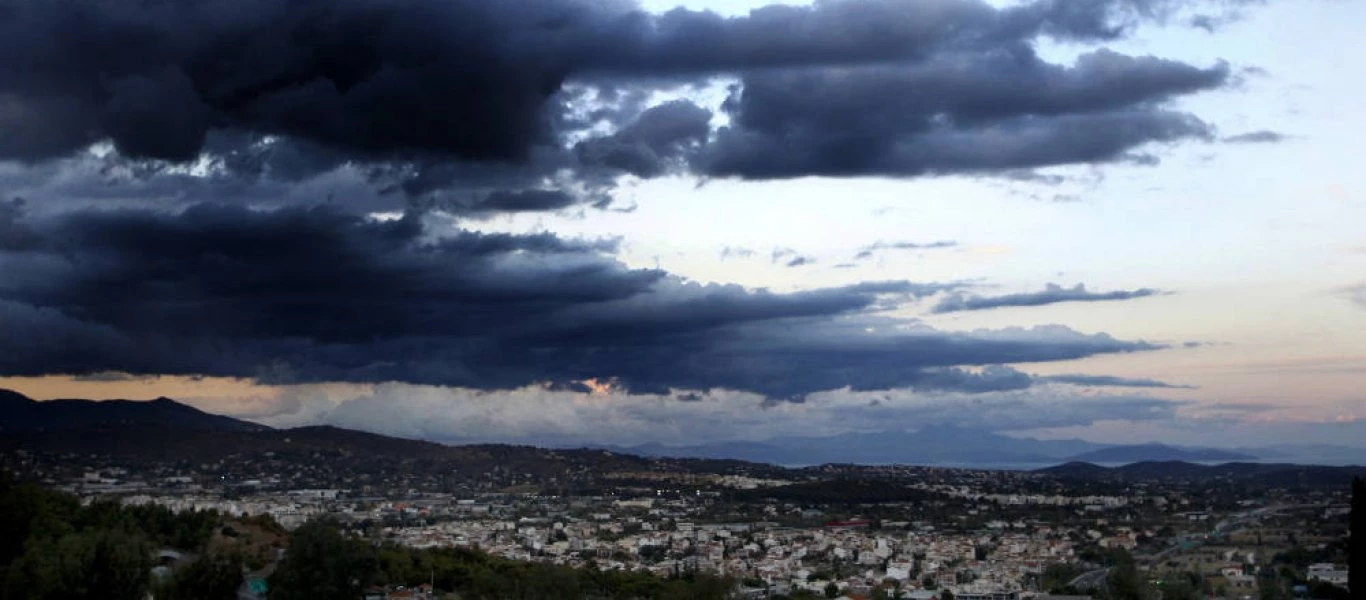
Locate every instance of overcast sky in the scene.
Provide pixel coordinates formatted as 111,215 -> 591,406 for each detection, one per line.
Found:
1,0 -> 1363,449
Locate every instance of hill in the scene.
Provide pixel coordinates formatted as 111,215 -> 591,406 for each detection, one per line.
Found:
0,388 -> 268,433
620,426 -> 1107,466
0,393 -> 797,493
1063,443 -> 1254,463
1035,460 -> 1366,488
1034,461 -> 1113,478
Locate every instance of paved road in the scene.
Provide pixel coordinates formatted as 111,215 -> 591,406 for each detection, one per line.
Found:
1138,502 -> 1327,564
1069,568 -> 1111,590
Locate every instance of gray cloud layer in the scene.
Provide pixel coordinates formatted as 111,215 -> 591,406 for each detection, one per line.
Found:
855,240 -> 958,260
1222,130 -> 1285,144
933,282 -> 1164,313
237,382 -> 1189,446
700,49 -> 1225,178
1041,373 -> 1195,388
0,202 -> 1161,399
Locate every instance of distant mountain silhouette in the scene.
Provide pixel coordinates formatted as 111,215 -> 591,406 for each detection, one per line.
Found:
1063,443 -> 1253,464
1237,443 -> 1366,466
0,388 -> 268,433
615,426 -> 1108,466
12,388 -> 1359,473
0,420 -> 798,489
2,389 -> 1360,490
1036,460 -> 1366,487
1034,461 -> 1113,478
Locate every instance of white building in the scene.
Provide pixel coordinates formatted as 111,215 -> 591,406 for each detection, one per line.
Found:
1307,563 -> 1349,587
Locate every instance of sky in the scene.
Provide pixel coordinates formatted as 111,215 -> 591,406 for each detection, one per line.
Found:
1,0 -> 1363,450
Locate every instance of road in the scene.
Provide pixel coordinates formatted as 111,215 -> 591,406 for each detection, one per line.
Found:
1068,568 -> 1111,591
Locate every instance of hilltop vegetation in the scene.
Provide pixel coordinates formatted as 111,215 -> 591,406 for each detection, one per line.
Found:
0,471 -> 233,599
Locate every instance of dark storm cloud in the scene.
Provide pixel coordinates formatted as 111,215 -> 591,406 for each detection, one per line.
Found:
1222,130 -> 1285,144
0,198 -> 42,250
700,48 -> 1226,179
854,240 -> 958,260
0,0 -> 1243,203
433,189 -> 580,215
1041,373 -> 1195,388
0,0 -> 590,163
0,203 -> 1160,398
574,100 -> 712,177
933,283 -> 1164,313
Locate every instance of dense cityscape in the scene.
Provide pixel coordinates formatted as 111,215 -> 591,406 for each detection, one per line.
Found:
1,415 -> 1358,600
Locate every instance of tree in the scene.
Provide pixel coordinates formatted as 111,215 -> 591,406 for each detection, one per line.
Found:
155,552 -> 244,600
4,528 -> 152,600
1352,477 -> 1364,597
268,520 -> 378,600
1158,578 -> 1199,600
1041,562 -> 1082,593
1102,550 -> 1146,600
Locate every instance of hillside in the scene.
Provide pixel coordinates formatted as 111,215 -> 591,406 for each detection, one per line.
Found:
620,426 -> 1107,466
0,388 -> 267,433
1064,443 -> 1254,464
0,395 -> 797,493
1035,460 -> 1366,488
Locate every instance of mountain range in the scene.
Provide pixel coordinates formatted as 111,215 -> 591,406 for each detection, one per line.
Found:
1038,460 -> 1366,487
0,388 -> 266,433
2,388 -> 1364,467
604,426 -> 1262,466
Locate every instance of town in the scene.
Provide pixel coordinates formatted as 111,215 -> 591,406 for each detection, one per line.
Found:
3,443 -> 1355,600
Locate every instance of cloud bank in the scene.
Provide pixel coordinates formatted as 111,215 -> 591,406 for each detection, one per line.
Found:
933,282 -> 1165,313
0,0 -> 1245,216
1040,373 -> 1195,388
0,202 -> 1161,399
220,382 -> 1189,447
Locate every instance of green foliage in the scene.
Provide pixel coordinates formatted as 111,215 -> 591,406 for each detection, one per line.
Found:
3,475 -> 736,600
1099,550 -> 1150,600
1041,562 -> 1082,593
1307,580 -> 1351,600
0,470 -> 238,600
0,472 -> 81,573
1155,577 -> 1199,600
1080,545 -> 1138,567
268,519 -> 379,600
154,552 -> 245,600
78,500 -> 220,549
4,528 -> 152,600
